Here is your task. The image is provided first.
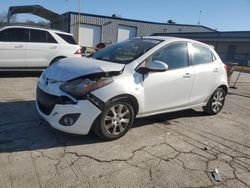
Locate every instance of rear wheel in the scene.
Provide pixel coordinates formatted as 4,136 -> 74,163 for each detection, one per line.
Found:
203,88 -> 226,115
49,57 -> 64,66
94,100 -> 134,140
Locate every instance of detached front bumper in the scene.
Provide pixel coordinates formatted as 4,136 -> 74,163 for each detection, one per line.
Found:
36,87 -> 102,135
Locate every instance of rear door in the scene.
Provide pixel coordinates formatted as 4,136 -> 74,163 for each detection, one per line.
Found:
0,28 -> 27,67
26,29 -> 59,67
189,43 -> 221,104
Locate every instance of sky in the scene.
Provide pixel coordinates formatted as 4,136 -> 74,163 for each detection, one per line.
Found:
1,0 -> 250,31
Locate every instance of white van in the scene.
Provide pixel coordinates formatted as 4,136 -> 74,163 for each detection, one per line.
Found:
0,26 -> 81,70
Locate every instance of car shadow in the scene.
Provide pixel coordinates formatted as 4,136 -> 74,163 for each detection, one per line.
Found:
228,92 -> 250,99
0,100 -> 207,153
134,109 -> 206,128
0,71 -> 42,78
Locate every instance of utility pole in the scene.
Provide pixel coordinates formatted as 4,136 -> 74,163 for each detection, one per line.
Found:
66,0 -> 81,44
78,0 -> 81,44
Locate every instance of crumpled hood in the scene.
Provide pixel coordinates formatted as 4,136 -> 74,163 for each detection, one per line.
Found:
44,57 -> 125,81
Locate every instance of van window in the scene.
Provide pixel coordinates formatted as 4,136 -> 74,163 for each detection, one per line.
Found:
47,32 -> 58,43
192,44 -> 214,65
29,29 -> 57,43
0,28 -> 26,42
56,33 -> 77,45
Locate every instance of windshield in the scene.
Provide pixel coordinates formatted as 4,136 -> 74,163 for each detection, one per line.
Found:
92,38 -> 162,64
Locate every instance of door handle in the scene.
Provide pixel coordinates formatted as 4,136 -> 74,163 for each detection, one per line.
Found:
50,46 -> 57,49
15,45 -> 23,48
213,68 -> 219,72
183,73 -> 191,78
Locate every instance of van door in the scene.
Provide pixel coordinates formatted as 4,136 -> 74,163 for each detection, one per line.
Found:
0,28 -> 26,67
26,29 -> 58,67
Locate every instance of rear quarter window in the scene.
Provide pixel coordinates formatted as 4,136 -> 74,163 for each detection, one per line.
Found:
56,33 -> 78,45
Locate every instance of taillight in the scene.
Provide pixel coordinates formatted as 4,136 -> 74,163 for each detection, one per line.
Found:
224,64 -> 228,72
74,48 -> 82,55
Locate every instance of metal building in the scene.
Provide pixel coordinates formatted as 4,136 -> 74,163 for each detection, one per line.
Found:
7,5 -> 215,48
52,12 -> 215,47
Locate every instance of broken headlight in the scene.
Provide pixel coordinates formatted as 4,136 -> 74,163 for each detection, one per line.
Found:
60,77 -> 113,99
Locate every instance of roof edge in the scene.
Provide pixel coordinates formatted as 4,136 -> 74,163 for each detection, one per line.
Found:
152,31 -> 250,40
63,11 -> 216,31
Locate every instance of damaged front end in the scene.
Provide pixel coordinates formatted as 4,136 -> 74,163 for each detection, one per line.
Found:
59,68 -> 124,99
40,57 -> 125,109
58,70 -> 123,110
60,77 -> 113,99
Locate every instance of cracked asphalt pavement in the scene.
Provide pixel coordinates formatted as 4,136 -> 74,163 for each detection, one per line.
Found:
0,72 -> 249,188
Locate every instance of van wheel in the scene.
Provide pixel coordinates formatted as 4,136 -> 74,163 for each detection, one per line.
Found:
94,100 -> 134,140
49,57 -> 64,66
203,88 -> 226,115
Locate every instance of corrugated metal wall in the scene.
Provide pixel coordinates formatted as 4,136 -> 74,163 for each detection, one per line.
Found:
64,13 -> 214,44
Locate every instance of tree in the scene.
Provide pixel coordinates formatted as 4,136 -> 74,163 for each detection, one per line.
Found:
37,20 -> 50,28
24,19 -> 36,25
0,10 -> 17,23
24,19 -> 50,28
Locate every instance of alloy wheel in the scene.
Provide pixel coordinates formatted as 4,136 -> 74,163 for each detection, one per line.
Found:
211,90 -> 225,113
104,104 -> 131,135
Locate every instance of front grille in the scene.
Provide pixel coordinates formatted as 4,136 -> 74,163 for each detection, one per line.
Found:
36,87 -> 73,115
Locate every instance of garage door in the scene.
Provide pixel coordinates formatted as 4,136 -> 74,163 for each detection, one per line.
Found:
79,24 -> 101,47
117,25 -> 137,42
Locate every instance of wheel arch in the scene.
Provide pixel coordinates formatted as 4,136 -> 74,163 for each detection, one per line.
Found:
205,84 -> 228,105
218,84 -> 228,95
106,94 -> 139,116
49,56 -> 66,65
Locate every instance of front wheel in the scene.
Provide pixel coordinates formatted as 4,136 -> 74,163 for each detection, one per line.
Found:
94,100 -> 135,140
203,88 -> 226,115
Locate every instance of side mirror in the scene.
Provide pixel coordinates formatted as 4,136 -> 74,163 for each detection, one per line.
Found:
147,60 -> 169,72
137,60 -> 168,74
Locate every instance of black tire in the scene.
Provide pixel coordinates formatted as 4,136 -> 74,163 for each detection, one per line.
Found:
203,88 -> 226,115
94,100 -> 135,140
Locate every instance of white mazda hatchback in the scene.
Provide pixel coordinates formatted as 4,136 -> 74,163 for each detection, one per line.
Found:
36,37 -> 228,140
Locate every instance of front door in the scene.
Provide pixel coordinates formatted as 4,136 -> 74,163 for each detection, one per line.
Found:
0,28 -> 26,67
143,42 -> 194,114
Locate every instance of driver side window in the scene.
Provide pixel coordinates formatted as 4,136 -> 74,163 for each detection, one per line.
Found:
152,43 -> 189,70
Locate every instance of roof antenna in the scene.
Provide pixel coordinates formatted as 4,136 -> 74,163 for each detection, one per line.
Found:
197,10 -> 202,25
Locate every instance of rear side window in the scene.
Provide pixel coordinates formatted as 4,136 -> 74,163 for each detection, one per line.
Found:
47,33 -> 57,43
56,33 -> 77,45
0,28 -> 26,42
29,29 -> 57,43
192,44 -> 214,65
152,43 -> 189,70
